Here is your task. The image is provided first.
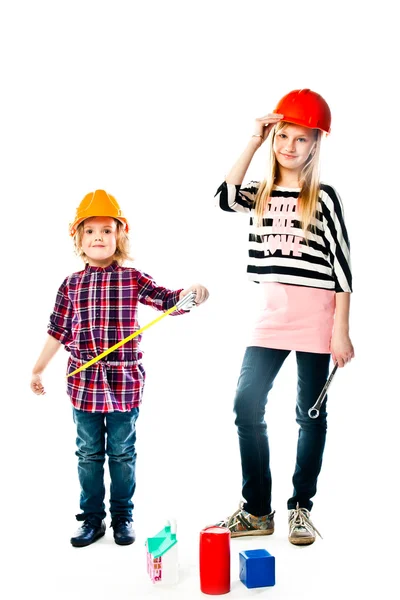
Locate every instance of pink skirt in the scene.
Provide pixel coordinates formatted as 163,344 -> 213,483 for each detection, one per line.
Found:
248,283 -> 335,354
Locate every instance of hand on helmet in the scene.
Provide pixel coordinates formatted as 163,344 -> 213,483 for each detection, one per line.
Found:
253,113 -> 284,145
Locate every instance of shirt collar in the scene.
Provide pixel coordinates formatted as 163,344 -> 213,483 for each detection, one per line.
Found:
84,261 -> 119,273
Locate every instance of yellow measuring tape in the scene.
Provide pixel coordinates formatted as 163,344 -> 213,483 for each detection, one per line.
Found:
67,292 -> 196,378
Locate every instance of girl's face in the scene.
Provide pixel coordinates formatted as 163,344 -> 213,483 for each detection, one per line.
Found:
80,216 -> 117,266
273,123 -> 316,175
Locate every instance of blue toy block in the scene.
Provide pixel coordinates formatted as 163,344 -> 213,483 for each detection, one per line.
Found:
239,549 -> 275,588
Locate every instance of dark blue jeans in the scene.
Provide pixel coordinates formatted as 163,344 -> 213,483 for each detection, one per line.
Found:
234,347 -> 330,515
72,407 -> 139,523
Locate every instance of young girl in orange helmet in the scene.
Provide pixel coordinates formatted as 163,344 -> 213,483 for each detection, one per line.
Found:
214,89 -> 354,545
30,189 -> 209,547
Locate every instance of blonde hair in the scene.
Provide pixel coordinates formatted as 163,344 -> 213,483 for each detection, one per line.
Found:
254,121 -> 322,238
74,219 -> 133,265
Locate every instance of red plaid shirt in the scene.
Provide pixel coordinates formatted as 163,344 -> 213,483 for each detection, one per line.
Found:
48,262 -> 184,412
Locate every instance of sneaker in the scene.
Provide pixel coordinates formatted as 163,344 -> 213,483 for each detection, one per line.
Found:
288,503 -> 322,546
215,502 -> 275,538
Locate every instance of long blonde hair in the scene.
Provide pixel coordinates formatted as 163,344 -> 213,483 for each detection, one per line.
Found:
74,219 -> 133,265
254,121 -> 322,237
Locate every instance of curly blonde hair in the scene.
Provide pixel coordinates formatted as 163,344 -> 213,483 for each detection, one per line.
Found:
74,219 -> 134,265
254,121 -> 322,238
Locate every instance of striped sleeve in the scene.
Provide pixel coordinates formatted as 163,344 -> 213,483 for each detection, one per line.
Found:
320,184 -> 352,293
215,181 -> 260,213
47,278 -> 73,345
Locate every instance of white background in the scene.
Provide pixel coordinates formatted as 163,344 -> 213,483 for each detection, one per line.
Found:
1,1 -> 398,598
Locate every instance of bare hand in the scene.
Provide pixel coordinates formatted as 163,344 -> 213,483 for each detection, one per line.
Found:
331,331 -> 355,368
253,113 -> 284,145
31,373 -> 45,395
179,284 -> 209,306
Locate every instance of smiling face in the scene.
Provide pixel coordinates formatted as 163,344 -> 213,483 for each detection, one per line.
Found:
80,216 -> 117,266
273,123 -> 316,181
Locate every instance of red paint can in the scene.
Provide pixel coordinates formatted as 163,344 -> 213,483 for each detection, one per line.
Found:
199,526 -> 230,595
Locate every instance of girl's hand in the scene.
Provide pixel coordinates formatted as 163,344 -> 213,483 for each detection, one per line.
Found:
31,373 -> 46,395
253,113 -> 284,145
330,331 -> 355,368
179,284 -> 209,306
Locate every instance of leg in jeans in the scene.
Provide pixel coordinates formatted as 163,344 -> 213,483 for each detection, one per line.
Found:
73,409 -> 107,522
106,407 -> 140,521
288,351 -> 331,511
234,346 -> 290,516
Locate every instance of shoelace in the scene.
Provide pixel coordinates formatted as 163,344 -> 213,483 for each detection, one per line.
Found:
82,518 -> 102,529
224,508 -> 242,530
112,516 -> 130,528
289,504 -> 322,539
225,503 -> 274,531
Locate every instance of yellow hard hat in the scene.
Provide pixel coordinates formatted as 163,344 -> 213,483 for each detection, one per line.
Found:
69,189 -> 129,236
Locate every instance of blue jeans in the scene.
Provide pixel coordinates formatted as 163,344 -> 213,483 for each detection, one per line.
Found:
234,347 -> 330,514
72,407 -> 140,523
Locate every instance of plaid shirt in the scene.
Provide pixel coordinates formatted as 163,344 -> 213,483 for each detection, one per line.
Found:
48,262 -> 184,413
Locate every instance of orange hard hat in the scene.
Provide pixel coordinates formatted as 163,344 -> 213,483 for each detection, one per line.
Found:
69,189 -> 129,236
273,89 -> 331,134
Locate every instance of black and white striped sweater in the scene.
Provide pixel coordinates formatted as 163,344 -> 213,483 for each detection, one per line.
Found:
215,181 -> 352,293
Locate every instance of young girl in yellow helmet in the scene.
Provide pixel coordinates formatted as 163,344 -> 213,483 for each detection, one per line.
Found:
213,89 -> 354,545
30,189 -> 209,547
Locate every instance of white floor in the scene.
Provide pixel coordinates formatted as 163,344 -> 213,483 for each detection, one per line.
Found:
5,501 -> 394,600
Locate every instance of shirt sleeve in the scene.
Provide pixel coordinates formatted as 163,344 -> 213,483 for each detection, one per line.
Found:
214,180 -> 260,213
136,271 -> 185,315
47,278 -> 73,345
320,185 -> 353,293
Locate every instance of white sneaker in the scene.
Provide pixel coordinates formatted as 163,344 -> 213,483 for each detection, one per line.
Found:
288,503 -> 322,546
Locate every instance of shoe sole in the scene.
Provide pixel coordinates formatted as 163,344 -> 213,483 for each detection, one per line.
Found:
231,529 -> 274,538
70,530 -> 105,547
288,536 -> 315,546
114,538 -> 135,546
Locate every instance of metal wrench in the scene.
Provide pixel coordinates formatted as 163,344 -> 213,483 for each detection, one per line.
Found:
308,363 -> 338,419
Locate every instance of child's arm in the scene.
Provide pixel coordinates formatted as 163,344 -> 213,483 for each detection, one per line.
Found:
321,185 -> 352,294
225,138 -> 264,186
215,113 -> 283,213
137,272 -> 208,314
31,335 -> 62,395
225,112 -> 283,184
215,180 -> 259,213
31,278 -> 73,394
321,185 -> 354,367
331,292 -> 354,368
